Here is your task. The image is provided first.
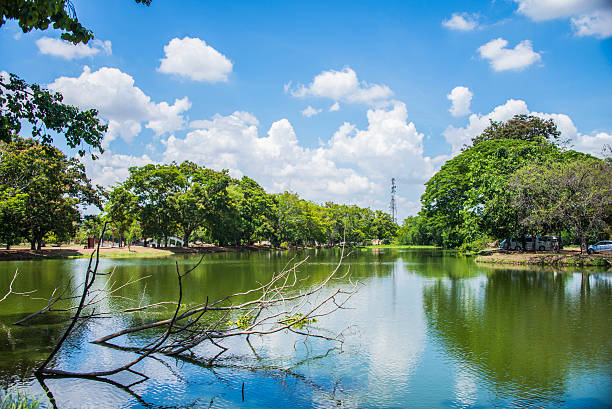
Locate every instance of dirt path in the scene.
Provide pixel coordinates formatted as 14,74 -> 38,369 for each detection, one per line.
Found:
0,244 -> 268,261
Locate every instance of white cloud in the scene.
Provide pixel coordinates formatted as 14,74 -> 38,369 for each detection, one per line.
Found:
289,67 -> 393,105
158,36 -> 233,82
301,106 -> 322,117
571,9 -> 612,39
442,13 -> 478,31
329,102 -> 340,112
571,132 -> 612,157
477,38 -> 541,71
514,0 -> 612,39
514,0 -> 606,21
443,99 -> 530,153
36,37 -> 112,60
443,98 -> 611,157
80,150 -> 155,187
162,102 -> 440,218
447,86 -> 473,117
48,66 -> 190,147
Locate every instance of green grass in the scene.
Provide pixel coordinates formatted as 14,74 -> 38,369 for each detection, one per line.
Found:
0,391 -> 42,409
67,249 -> 173,259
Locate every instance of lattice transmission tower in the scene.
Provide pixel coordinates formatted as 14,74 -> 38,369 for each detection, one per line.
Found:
389,178 -> 397,223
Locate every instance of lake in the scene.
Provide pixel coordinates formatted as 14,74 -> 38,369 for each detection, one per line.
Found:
0,248 -> 611,408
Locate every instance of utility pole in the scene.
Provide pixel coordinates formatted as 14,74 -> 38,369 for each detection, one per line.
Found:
390,178 -> 397,223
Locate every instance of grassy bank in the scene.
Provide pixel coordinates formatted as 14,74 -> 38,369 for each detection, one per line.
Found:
475,250 -> 611,267
0,244 -> 264,261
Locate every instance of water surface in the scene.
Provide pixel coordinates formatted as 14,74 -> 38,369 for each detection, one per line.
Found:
0,248 -> 610,408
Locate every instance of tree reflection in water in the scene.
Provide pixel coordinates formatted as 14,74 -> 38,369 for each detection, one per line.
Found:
423,269 -> 612,406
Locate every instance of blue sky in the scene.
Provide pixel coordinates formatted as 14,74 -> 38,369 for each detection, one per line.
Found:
1,0 -> 611,220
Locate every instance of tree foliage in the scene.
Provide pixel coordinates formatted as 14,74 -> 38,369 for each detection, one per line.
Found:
1,0 -> 152,45
420,138 -> 569,248
0,73 -> 108,157
105,162 -> 399,248
0,137 -> 100,249
472,114 -> 561,147
510,157 -> 612,252
1,0 -> 151,156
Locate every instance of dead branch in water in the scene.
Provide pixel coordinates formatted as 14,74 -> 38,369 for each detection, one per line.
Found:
22,223 -> 356,394
0,269 -> 36,303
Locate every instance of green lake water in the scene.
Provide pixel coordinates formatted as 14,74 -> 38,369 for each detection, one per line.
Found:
0,248 -> 610,408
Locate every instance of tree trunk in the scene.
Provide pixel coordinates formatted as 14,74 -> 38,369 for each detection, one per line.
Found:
37,238 -> 43,251
30,239 -> 36,250
183,230 -> 190,247
6,243 -> 10,250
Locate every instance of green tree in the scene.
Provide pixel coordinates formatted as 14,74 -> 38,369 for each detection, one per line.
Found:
472,114 -> 560,147
420,138 -> 566,248
125,164 -> 182,247
510,157 -> 612,253
396,215 -> 432,245
0,137 -> 101,249
0,187 -> 26,248
1,0 -> 151,156
1,73 -> 107,157
233,176 -> 277,245
104,185 -> 138,248
170,163 -> 232,247
1,0 -> 152,43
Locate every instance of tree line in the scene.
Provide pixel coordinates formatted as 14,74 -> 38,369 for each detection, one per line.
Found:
397,115 -> 612,252
0,137 -> 398,249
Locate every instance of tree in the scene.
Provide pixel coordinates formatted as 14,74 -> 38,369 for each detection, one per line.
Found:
0,187 -> 25,249
16,228 -> 354,406
169,163 -> 232,247
104,185 -> 137,248
396,215 -> 432,245
1,0 -> 152,44
1,73 -> 107,157
472,114 -> 561,147
233,176 -> 277,245
510,157 -> 612,253
0,137 -> 101,249
420,138 -> 567,248
1,0 -> 151,156
125,164 -> 182,247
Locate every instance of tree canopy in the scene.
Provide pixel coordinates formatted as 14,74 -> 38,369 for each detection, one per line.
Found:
472,114 -> 561,147
1,0 -> 152,45
1,0 -> 151,157
0,137 -> 101,249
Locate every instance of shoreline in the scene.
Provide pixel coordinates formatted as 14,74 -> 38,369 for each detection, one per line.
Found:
475,250 -> 611,267
0,244 -> 272,261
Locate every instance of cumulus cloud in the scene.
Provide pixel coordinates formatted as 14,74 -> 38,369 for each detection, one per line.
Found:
48,66 -> 191,147
571,9 -> 612,39
329,102 -> 340,112
80,150 -> 155,187
289,67 -> 393,105
514,0 -> 612,39
514,0 -> 606,21
443,98 -> 611,157
477,38 -> 541,71
447,86 -> 473,117
442,13 -> 478,31
36,37 -> 112,59
443,99 -> 529,153
301,106 -> 322,117
161,102 -> 441,216
158,37 -> 233,82
570,132 -> 612,157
